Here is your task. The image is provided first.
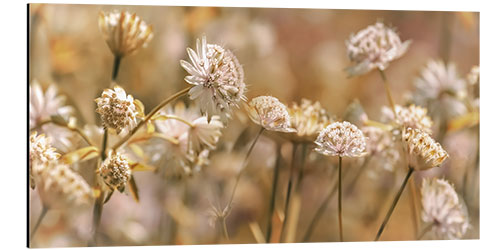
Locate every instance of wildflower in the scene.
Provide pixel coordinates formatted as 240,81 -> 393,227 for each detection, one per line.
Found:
29,132 -> 60,189
314,121 -> 366,158
421,178 -> 470,239
402,127 -> 449,170
412,60 -> 467,120
98,151 -> 131,192
180,36 -> 246,122
287,98 -> 336,142
98,10 -> 153,57
95,86 -> 138,134
382,104 -> 433,134
345,22 -> 411,76
247,96 -> 295,133
34,162 -> 92,209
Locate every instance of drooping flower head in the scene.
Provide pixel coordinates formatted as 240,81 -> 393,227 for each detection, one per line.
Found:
98,10 -> 153,57
402,127 -> 449,170
98,151 -> 131,192
95,86 -> 138,134
382,104 -> 433,135
180,36 -> 246,122
421,178 -> 470,240
247,96 -> 295,133
287,98 -> 336,142
314,121 -> 366,158
34,162 -> 93,209
346,22 -> 411,76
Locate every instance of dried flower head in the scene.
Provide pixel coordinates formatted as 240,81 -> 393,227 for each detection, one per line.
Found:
95,86 -> 138,134
413,60 -> 467,120
287,98 -> 336,142
382,104 -> 433,134
346,22 -> 411,76
247,96 -> 295,133
421,178 -> 470,240
29,132 -> 60,189
314,121 -> 366,158
34,162 -> 92,209
98,151 -> 132,192
98,10 -> 153,57
180,36 -> 246,122
403,127 -> 449,170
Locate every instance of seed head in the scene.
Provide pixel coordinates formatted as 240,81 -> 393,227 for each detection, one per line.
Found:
314,121 -> 366,158
95,86 -> 138,134
247,96 -> 295,133
403,127 -> 449,170
98,151 -> 131,192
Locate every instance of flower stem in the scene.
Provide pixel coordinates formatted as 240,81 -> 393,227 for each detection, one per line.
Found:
374,166 -> 415,241
111,55 -> 122,81
378,69 -> 397,117
338,156 -> 343,242
111,87 -> 191,150
31,120 -> 95,147
100,129 -> 108,160
89,191 -> 105,246
408,177 -> 420,238
266,143 -> 282,243
279,142 -> 298,243
417,223 -> 434,240
30,206 -> 48,244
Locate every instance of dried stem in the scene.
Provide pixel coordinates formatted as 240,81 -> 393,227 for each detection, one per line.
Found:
337,156 -> 343,242
374,166 -> 415,241
279,142 -> 299,242
266,143 -> 282,243
30,205 -> 48,244
112,87 -> 191,150
378,69 -> 397,117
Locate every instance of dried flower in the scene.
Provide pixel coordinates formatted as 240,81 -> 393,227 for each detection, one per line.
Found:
95,86 -> 138,134
287,98 -> 336,142
180,36 -> 246,122
98,151 -> 132,192
314,121 -> 366,158
29,132 -> 60,189
30,80 -> 73,128
382,104 -> 433,134
98,10 -> 153,57
421,178 -> 469,239
189,116 -> 224,152
345,22 -> 411,76
247,96 -> 295,133
412,60 -> 467,120
402,127 -> 449,170
34,162 -> 92,209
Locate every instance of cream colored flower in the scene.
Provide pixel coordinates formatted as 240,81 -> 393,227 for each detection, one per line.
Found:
314,121 -> 366,158
34,162 -> 92,209
95,86 -> 138,134
189,116 -> 224,152
247,96 -> 295,133
346,22 -> 411,76
402,127 -> 449,170
382,104 -> 433,134
421,178 -> 469,240
98,10 -> 153,57
287,98 -> 335,142
180,36 -> 246,122
98,151 -> 131,192
29,132 -> 60,189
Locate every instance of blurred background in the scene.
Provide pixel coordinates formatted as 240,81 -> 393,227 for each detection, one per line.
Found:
29,4 -> 479,247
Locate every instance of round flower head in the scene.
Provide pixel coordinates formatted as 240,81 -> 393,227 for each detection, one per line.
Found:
346,22 -> 411,76
412,60 -> 467,120
382,104 -> 433,135
98,10 -> 153,57
421,178 -> 469,240
180,36 -> 246,122
247,96 -> 295,133
314,121 -> 366,158
98,151 -> 131,192
34,162 -> 92,209
95,86 -> 138,134
30,132 -> 60,189
402,127 -> 449,170
287,98 -> 336,142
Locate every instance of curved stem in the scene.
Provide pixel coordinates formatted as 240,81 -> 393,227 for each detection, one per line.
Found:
338,156 -> 343,242
374,166 -> 414,241
112,87 -> 191,150
266,143 -> 282,243
163,115 -> 195,128
30,206 -> 48,244
279,142 -> 298,243
378,69 -> 397,117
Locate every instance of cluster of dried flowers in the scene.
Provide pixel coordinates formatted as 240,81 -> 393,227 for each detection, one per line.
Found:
29,10 -> 478,246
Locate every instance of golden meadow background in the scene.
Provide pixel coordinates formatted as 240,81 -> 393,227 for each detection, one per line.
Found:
29,4 -> 479,247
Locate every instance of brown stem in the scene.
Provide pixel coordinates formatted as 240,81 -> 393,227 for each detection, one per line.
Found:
111,55 -> 122,81
374,166 -> 414,241
100,129 -> 108,160
417,223 -> 434,240
409,177 -> 420,238
338,156 -> 343,242
266,143 -> 282,243
111,87 -> 191,150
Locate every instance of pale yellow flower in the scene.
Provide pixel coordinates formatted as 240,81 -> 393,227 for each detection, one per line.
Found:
402,127 -> 449,170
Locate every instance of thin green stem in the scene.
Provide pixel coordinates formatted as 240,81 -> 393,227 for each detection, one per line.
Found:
279,142 -> 298,243
378,69 -> 397,117
338,156 -> 343,242
374,166 -> 415,241
266,143 -> 282,243
30,206 -> 48,244
112,87 -> 191,150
